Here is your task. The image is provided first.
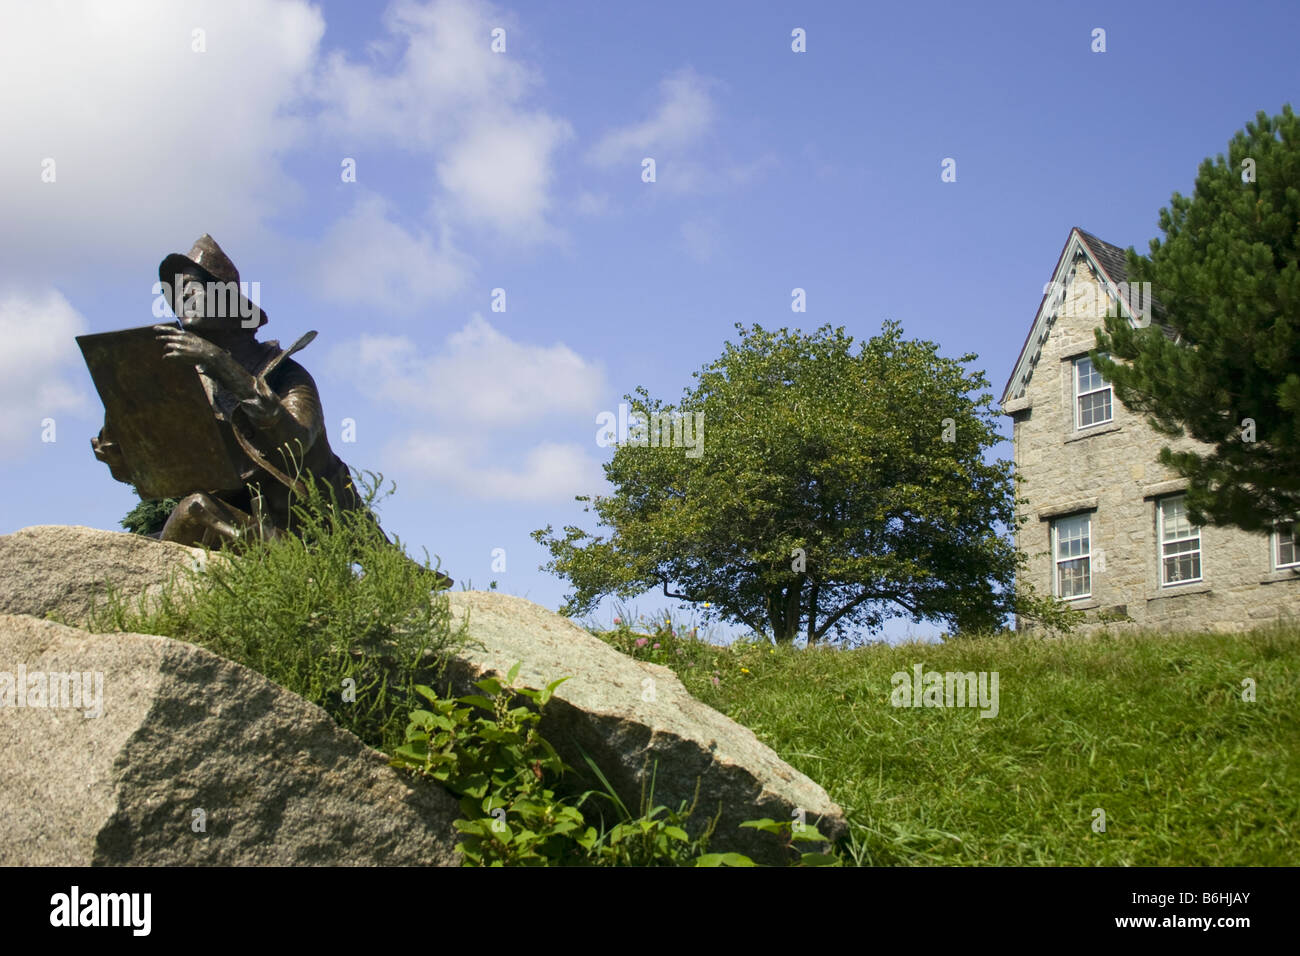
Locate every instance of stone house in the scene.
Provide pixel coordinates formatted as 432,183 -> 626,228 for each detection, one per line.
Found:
1001,226 -> 1300,632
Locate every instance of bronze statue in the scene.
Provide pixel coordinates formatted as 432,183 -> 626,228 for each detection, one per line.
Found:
85,235 -> 367,550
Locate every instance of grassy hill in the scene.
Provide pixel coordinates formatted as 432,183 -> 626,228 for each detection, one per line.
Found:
89,475 -> 1298,865
593,617 -> 1300,865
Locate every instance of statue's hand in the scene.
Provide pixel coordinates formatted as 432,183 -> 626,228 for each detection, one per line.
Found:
154,325 -> 256,401
91,432 -> 119,464
91,429 -> 130,482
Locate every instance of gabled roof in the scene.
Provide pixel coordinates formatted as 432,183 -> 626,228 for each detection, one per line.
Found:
1001,227 -> 1158,408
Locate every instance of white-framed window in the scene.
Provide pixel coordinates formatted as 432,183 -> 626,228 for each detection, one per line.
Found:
1273,520 -> 1299,570
1159,496 -> 1202,586
1053,513 -> 1091,599
1074,354 -> 1113,429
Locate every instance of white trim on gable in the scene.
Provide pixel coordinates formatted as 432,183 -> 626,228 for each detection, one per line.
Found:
1000,228 -> 1145,408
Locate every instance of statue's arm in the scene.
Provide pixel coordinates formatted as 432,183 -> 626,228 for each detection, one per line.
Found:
234,365 -> 324,461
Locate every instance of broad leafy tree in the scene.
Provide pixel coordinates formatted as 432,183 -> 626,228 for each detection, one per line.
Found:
533,321 -> 1073,644
1093,104 -> 1299,531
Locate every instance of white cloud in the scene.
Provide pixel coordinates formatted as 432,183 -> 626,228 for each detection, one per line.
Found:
585,68 -> 774,197
654,152 -> 781,196
392,434 -> 602,501
316,0 -> 571,243
436,113 -> 573,241
0,290 -> 91,457
0,0 -> 325,282
315,0 -> 533,148
305,192 -> 474,312
325,314 -> 609,502
588,68 -> 717,168
0,0 -> 572,302
331,314 -> 606,425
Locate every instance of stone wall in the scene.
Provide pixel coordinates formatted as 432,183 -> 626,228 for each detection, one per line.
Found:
1005,259 -> 1300,633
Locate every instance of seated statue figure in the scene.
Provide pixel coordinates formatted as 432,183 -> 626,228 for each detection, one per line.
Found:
91,234 -> 365,549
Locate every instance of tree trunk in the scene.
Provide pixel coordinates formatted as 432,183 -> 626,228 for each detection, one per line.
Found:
767,582 -> 803,644
805,579 -> 820,646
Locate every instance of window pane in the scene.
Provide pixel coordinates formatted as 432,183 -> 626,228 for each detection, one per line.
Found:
1163,552 -> 1200,584
1078,390 -> 1112,427
1159,496 -> 1201,584
1055,514 -> 1091,598
1161,498 -> 1196,541
1056,514 -> 1089,558
1076,356 -> 1107,393
1058,557 -> 1090,598
1278,522 -> 1298,567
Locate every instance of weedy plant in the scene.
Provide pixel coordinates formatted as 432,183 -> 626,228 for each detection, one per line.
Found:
83,470 -> 462,755
391,665 -> 589,866
390,663 -> 716,866
577,752 -> 719,866
390,663 -> 825,866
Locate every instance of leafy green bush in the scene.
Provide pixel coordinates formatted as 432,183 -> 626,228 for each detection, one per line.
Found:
392,666 -> 588,865
390,663 -> 721,866
577,753 -> 719,866
120,492 -> 180,536
86,470 -> 461,755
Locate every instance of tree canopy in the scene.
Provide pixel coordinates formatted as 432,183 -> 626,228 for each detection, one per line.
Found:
1093,104 -> 1300,532
533,321 -> 1072,644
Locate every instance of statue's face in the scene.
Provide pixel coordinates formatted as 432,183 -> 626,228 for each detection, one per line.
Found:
176,276 -> 206,325
174,273 -> 226,331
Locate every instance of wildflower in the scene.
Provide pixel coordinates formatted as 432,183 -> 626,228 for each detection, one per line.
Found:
613,617 -> 621,625
653,642 -> 661,649
711,676 -> 720,687
703,602 -> 711,608
740,667 -> 750,674
635,637 -> 648,647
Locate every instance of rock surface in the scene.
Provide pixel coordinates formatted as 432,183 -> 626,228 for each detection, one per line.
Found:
0,525 -> 208,625
442,590 -> 847,863
0,613 -> 461,866
0,526 -> 849,865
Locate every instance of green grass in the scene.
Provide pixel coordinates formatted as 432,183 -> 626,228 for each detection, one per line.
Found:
591,611 -> 1300,865
71,480 -> 1299,865
80,472 -> 465,756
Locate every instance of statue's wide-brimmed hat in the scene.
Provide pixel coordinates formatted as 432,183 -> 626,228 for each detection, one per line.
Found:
159,234 -> 267,328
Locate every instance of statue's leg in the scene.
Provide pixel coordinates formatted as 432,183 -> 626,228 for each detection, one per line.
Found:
160,493 -> 257,548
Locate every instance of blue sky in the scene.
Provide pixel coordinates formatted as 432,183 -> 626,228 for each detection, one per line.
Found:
1,0 -> 1295,643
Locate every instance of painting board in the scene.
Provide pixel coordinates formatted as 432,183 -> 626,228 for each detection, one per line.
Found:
77,325 -> 248,499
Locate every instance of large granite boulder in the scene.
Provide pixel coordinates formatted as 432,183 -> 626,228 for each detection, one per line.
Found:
0,525 -> 209,625
0,614 -> 460,866
0,525 -> 849,865
441,591 -> 847,863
